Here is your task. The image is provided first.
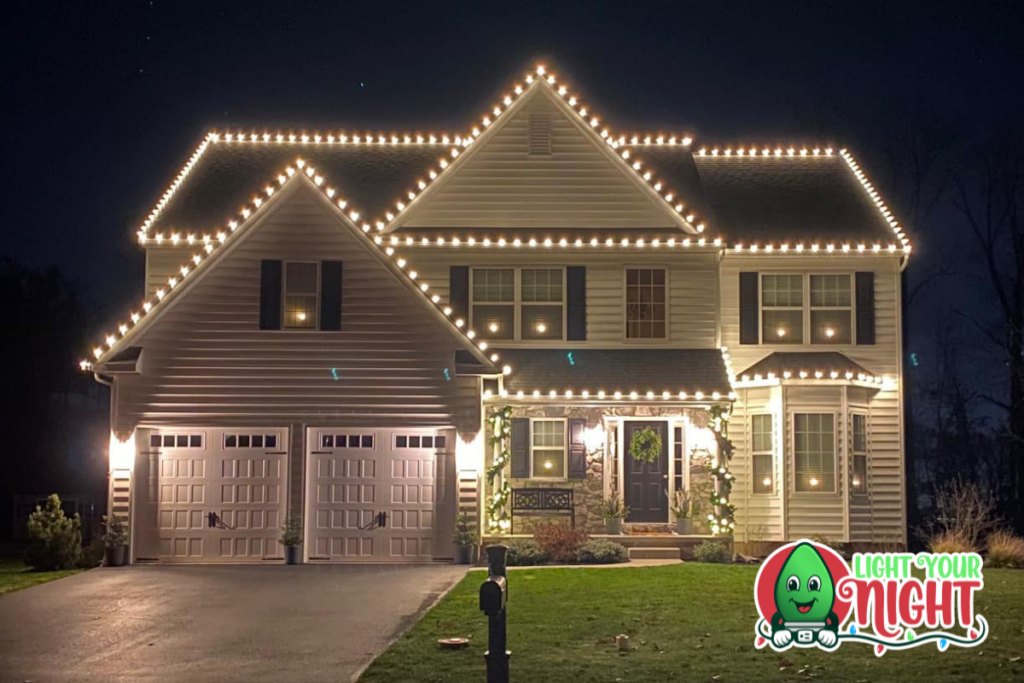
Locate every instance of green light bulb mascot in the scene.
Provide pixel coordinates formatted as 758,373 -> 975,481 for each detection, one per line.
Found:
769,542 -> 839,648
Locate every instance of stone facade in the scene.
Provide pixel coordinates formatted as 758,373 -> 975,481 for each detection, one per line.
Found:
485,404 -> 719,536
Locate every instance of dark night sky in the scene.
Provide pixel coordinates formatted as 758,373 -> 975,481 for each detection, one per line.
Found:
3,0 -> 1022,333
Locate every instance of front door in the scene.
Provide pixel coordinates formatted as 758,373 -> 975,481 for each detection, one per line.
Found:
624,421 -> 669,522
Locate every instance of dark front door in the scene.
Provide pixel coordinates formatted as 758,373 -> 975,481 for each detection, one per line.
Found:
624,421 -> 669,522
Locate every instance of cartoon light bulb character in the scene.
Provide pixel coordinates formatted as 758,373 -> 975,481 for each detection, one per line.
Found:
769,542 -> 839,648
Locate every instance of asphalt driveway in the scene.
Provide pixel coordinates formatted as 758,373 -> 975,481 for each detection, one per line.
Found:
0,564 -> 467,683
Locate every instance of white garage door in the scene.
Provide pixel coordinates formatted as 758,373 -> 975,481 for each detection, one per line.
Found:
306,427 -> 452,562
152,428 -> 288,563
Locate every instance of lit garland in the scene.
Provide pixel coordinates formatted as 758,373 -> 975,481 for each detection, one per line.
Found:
485,406 -> 513,534
707,404 -> 737,535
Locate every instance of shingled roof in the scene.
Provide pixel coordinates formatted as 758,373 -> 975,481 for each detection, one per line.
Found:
496,348 -> 732,398
737,352 -> 874,381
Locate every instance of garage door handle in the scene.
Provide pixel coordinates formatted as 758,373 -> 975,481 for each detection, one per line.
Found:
311,450 -> 332,455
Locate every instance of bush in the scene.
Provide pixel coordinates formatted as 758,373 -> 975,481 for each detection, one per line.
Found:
533,522 -> 588,564
692,540 -> 731,563
810,534 -> 847,558
79,537 -> 105,569
25,494 -> 82,571
504,539 -> 549,566
922,480 -> 996,550
102,515 -> 129,549
985,530 -> 1024,568
928,529 -> 977,553
576,539 -> 628,564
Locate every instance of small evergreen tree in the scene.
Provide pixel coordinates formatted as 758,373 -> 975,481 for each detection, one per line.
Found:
26,494 -> 82,570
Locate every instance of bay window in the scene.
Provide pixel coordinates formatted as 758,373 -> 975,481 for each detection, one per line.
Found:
794,413 -> 836,492
751,414 -> 774,494
851,413 -> 868,494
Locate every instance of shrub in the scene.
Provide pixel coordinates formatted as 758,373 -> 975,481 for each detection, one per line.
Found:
533,521 -> 588,564
79,537 -> 105,569
923,479 -> 996,549
452,514 -> 477,547
25,494 -> 82,571
928,529 -> 977,554
692,540 -> 731,563
810,534 -> 847,558
102,515 -> 129,549
504,539 -> 549,566
576,539 -> 628,564
985,530 -> 1024,568
280,514 -> 302,547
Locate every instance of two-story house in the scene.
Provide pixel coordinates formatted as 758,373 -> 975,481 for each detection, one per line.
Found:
82,65 -> 910,564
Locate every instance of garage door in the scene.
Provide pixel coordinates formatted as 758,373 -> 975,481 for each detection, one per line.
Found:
306,427 -> 453,562
151,428 -> 288,562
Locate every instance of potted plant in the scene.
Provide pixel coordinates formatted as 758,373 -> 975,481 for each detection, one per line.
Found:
102,514 -> 128,567
452,513 -> 478,564
281,515 -> 303,565
671,489 -> 692,535
601,495 -> 629,535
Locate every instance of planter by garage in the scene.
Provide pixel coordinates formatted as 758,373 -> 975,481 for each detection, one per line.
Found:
284,545 -> 301,565
105,545 -> 126,567
454,544 -> 476,565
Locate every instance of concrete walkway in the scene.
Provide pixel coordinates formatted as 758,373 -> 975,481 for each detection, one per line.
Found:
0,563 -> 466,683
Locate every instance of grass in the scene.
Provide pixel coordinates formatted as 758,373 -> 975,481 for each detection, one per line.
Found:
360,563 -> 1024,683
0,560 -> 81,597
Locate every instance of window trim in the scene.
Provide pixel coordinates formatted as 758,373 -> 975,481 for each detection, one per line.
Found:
791,411 -> 839,494
282,261 -> 321,330
850,411 -> 869,496
470,267 -> 567,343
750,413 -> 775,496
756,272 -> 858,346
529,417 -> 568,480
623,265 -> 670,341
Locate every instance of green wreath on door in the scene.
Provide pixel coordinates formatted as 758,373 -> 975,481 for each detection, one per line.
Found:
629,427 -> 663,464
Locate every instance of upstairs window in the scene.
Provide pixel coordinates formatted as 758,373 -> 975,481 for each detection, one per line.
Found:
626,268 -> 667,339
761,274 -> 803,344
284,262 -> 318,329
472,268 -> 565,341
810,274 -> 852,344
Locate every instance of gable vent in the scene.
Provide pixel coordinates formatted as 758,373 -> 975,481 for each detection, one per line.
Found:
528,114 -> 552,156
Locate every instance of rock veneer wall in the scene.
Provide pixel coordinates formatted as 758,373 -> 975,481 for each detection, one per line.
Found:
487,404 -> 716,536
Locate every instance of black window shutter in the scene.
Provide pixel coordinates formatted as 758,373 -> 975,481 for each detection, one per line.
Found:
510,418 -> 530,479
856,272 -> 876,345
320,261 -> 343,331
259,260 -> 283,330
567,266 -> 587,341
739,272 -> 759,344
568,418 -> 587,479
450,266 -> 469,322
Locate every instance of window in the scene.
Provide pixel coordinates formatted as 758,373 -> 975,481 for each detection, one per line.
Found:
150,434 -> 203,449
851,414 -> 868,494
762,274 -> 803,344
521,269 -> 564,340
472,268 -> 565,341
626,268 -> 667,339
284,262 -> 318,329
395,434 -> 447,449
810,275 -> 852,344
751,414 -> 774,494
321,434 -> 374,449
673,426 -> 685,497
531,419 -> 566,478
224,433 -> 278,449
794,414 -> 836,492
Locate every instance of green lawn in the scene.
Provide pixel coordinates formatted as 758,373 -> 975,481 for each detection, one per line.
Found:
361,564 -> 1024,683
0,560 -> 81,597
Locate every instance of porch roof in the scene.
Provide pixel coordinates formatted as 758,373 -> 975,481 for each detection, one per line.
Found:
495,348 -> 733,400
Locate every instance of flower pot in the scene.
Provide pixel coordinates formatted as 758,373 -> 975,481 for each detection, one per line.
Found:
605,518 -> 624,535
454,544 -> 476,565
105,545 -> 126,567
284,545 -> 301,565
675,518 -> 693,535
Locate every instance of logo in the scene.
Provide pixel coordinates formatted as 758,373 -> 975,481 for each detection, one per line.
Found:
753,540 -> 988,656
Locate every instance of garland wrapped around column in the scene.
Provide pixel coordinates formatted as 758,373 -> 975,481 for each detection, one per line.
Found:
707,404 -> 737,535
485,406 -> 513,534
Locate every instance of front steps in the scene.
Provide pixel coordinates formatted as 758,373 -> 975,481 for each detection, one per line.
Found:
627,546 -> 681,560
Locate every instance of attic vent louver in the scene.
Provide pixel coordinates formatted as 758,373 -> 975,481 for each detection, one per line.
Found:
528,113 -> 552,156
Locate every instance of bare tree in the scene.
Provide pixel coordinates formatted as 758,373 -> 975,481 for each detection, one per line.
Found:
951,131 -> 1024,530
